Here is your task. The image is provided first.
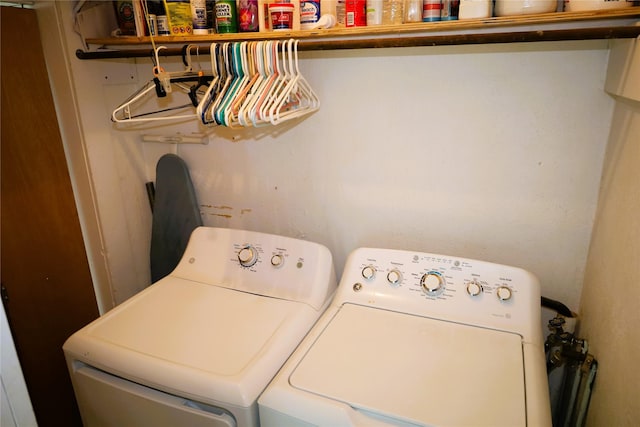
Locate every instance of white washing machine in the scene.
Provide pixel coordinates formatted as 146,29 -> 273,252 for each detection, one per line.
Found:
63,227 -> 336,427
259,247 -> 552,426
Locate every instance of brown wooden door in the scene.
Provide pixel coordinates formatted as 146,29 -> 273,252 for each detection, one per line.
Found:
1,6 -> 100,426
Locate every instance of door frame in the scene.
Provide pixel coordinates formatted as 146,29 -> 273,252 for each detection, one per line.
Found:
34,2 -> 113,314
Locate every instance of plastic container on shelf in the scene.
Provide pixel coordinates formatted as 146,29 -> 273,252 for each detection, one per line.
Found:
422,0 -> 442,21
458,0 -> 492,19
404,0 -> 422,22
382,0 -> 404,24
494,0 -> 558,16
441,0 -> 459,20
269,2 -> 295,29
301,0 -> 322,28
366,0 -> 383,25
564,0 -> 634,12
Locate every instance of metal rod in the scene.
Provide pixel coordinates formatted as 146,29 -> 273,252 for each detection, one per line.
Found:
75,26 -> 640,60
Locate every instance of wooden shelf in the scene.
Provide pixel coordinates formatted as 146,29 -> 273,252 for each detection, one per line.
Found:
78,8 -> 640,58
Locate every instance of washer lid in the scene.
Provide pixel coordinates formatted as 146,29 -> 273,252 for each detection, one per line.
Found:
290,304 -> 526,427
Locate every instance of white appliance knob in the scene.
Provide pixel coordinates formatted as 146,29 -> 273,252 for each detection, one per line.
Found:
271,254 -> 284,268
387,269 -> 402,285
421,272 -> 444,294
496,286 -> 512,301
362,265 -> 376,280
467,281 -> 483,297
238,246 -> 258,267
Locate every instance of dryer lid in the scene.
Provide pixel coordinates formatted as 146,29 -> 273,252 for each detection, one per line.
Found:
289,304 -> 526,427
67,278 -> 316,407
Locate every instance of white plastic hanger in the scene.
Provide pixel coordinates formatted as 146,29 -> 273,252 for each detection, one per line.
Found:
114,39 -> 319,126
270,39 -> 320,124
112,46 -> 210,123
268,39 -> 299,124
204,43 -> 234,125
154,45 -> 203,93
255,41 -> 289,127
111,79 -> 197,123
246,41 -> 280,127
237,42 -> 267,127
227,42 -> 262,128
217,42 -> 246,126
197,42 -> 221,125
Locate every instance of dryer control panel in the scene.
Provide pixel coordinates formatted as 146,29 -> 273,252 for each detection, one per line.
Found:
335,247 -> 542,342
170,227 -> 337,311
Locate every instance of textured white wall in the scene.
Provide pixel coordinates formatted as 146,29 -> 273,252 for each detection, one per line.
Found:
179,43 -> 611,311
53,0 -> 612,310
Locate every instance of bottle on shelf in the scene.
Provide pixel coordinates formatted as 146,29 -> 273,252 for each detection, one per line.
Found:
382,0 -> 403,24
238,0 -> 260,32
366,0 -> 383,25
404,0 -> 422,22
342,0 -> 366,27
215,0 -> 239,33
300,0 -> 322,29
191,0 -> 208,34
441,0 -> 460,20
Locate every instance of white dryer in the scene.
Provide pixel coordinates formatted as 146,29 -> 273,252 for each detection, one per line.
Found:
63,227 -> 336,427
259,247 -> 552,426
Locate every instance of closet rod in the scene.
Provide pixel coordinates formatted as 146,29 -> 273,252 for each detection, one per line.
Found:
75,26 -> 640,60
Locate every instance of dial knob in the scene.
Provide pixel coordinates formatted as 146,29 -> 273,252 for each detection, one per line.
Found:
496,286 -> 512,301
466,280 -> 483,297
387,269 -> 402,286
362,265 -> 376,280
238,246 -> 258,267
421,272 -> 444,295
271,254 -> 284,268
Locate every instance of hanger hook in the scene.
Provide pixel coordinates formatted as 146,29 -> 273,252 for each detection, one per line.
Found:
182,44 -> 200,71
154,46 -> 167,75
181,45 -> 190,67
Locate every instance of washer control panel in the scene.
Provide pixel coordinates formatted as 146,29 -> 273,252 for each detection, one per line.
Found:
337,248 -> 541,340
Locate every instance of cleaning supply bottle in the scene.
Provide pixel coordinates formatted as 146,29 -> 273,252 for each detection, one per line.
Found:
300,0 -> 321,29
366,0 -> 383,25
215,0 -> 238,32
190,0 -> 208,34
238,0 -> 259,31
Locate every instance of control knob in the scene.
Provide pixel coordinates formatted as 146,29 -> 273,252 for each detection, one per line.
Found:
496,286 -> 513,301
271,254 -> 284,268
420,272 -> 444,295
387,269 -> 402,286
466,280 -> 483,297
238,245 -> 258,267
362,265 -> 376,280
